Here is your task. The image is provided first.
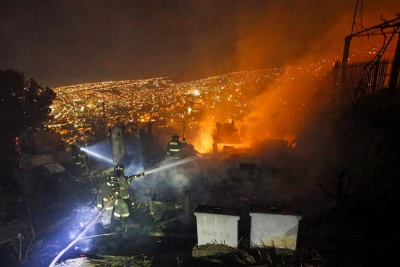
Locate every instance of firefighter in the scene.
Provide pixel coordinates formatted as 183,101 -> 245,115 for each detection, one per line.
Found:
71,144 -> 89,174
96,173 -> 130,231
113,164 -> 145,213
166,133 -> 187,160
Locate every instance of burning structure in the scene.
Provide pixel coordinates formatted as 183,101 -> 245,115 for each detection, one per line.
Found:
212,120 -> 245,153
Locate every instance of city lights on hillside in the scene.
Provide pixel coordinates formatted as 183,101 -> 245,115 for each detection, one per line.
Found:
192,89 -> 200,96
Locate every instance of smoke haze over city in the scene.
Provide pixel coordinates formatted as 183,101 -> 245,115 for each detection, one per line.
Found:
1,0 -> 398,88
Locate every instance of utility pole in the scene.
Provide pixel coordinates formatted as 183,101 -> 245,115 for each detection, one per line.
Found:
102,101 -> 110,143
388,31 -> 400,94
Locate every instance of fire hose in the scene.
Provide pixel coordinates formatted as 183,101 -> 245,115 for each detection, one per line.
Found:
48,198 -> 115,267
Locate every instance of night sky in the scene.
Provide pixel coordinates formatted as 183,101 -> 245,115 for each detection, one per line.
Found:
1,0 -> 399,88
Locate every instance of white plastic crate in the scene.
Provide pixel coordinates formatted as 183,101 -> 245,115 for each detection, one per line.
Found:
194,205 -> 240,247
250,211 -> 301,250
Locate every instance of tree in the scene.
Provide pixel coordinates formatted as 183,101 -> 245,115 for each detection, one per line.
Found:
0,69 -> 56,139
0,69 -> 56,183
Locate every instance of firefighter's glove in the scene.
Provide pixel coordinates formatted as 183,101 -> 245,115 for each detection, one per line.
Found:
141,172 -> 145,177
183,137 -> 186,142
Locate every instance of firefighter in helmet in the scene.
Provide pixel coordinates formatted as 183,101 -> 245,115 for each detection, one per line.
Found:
96,173 -> 130,231
113,164 -> 145,213
71,144 -> 89,174
166,133 -> 187,160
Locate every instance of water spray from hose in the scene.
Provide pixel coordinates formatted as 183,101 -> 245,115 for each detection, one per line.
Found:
145,157 -> 197,175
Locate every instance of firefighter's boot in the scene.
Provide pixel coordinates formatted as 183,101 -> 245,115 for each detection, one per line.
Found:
115,218 -> 128,232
